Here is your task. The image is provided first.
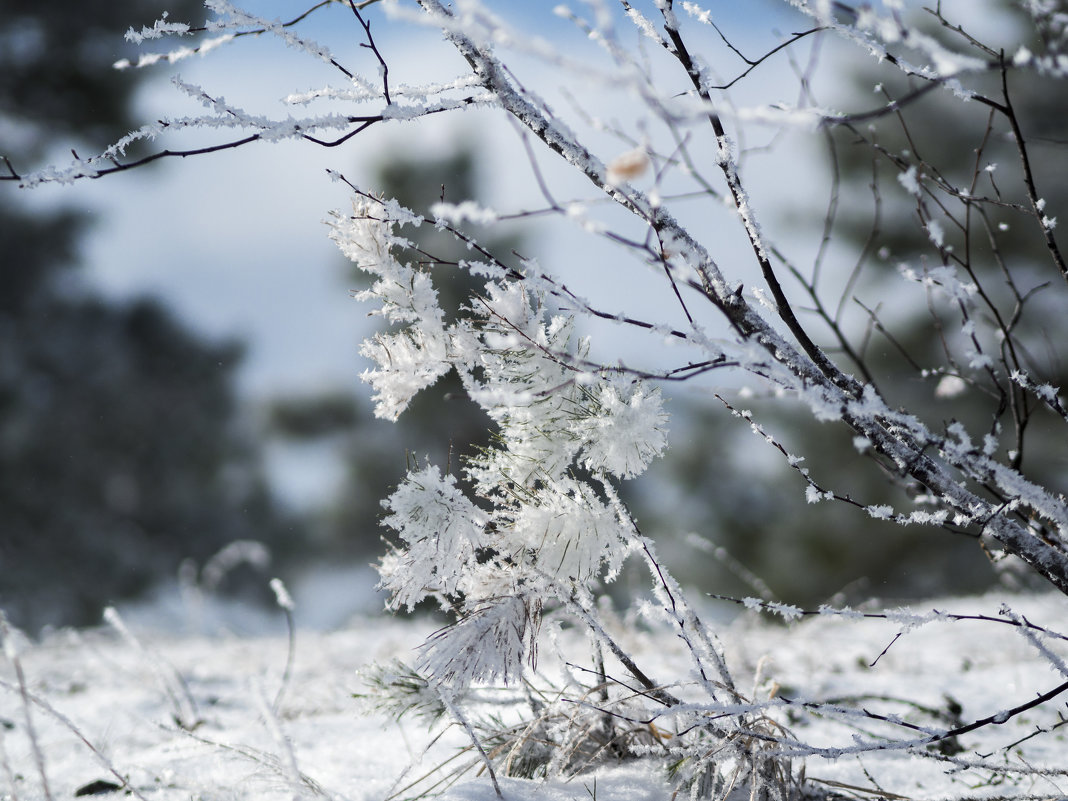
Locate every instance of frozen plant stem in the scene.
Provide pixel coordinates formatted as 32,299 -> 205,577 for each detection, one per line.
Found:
0,726 -> 18,801
437,683 -> 504,800
253,679 -> 303,791
104,607 -> 199,730
270,577 -> 297,712
0,613 -> 52,801
0,614 -> 153,801
0,674 -> 153,801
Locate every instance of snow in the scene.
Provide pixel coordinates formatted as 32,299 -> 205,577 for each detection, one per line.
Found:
4,591 -> 1068,800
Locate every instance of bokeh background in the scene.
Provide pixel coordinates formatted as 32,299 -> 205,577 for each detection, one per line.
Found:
3,0 -> 1062,634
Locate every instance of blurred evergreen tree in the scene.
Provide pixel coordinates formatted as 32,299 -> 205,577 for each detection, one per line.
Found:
0,0 -> 302,631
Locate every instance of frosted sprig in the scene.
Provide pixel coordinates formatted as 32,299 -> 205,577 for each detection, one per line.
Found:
418,594 -> 539,685
571,382 -> 669,479
330,195 -> 459,421
509,477 -> 631,584
378,465 -> 490,611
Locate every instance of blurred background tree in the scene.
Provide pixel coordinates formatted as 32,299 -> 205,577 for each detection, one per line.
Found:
0,0 -> 304,632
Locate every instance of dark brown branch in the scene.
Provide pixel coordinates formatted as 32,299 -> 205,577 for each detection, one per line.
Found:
820,78 -> 946,127
777,678 -> 1068,750
658,3 -> 856,397
0,121 -> 380,183
706,28 -> 825,91
349,1 -> 391,105
711,594 -> 1068,643
999,53 -> 1068,285
2,97 -> 486,184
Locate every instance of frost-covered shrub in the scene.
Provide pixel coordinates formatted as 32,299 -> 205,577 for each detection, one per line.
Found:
333,192 -> 670,684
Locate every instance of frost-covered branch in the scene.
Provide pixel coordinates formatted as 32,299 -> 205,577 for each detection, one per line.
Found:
413,0 -> 1068,596
0,0 -> 489,187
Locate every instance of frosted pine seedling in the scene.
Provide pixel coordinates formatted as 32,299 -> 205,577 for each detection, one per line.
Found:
333,192 -> 669,683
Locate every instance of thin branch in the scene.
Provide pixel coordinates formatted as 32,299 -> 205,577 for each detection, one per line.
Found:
349,1 -> 391,105
707,28 -> 825,91
999,53 -> 1068,285
657,3 -> 853,396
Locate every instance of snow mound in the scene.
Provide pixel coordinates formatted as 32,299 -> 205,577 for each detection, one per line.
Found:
2,591 -> 1068,800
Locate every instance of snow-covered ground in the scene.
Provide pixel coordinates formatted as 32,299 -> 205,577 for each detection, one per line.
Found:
3,590 -> 1068,801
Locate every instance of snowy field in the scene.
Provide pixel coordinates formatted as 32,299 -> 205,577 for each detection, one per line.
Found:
3,590 -> 1068,801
